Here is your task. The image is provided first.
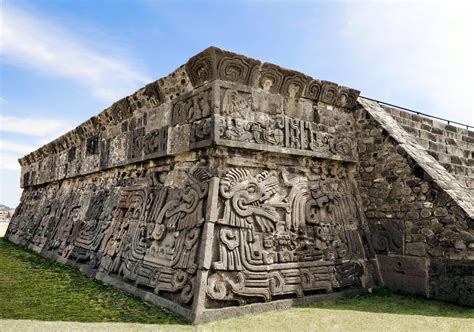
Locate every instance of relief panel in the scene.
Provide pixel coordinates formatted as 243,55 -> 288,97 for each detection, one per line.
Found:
7,166 -> 212,309
205,164 -> 369,308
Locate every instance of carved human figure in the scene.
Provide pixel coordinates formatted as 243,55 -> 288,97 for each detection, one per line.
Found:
222,118 -> 253,142
198,93 -> 211,118
288,83 -> 300,98
222,89 -> 251,118
31,205 -> 53,247
262,77 -> 274,92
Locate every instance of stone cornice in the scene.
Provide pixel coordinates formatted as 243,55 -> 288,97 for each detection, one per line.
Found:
19,46 -> 360,167
185,47 -> 359,106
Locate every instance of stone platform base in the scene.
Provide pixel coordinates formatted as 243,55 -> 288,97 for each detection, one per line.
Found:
7,236 -> 369,323
7,47 -> 472,321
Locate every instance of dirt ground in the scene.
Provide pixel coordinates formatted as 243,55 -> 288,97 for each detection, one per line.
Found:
1,308 -> 473,332
0,223 -> 8,237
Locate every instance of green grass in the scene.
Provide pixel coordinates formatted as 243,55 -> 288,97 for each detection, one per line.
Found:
0,238 -> 186,324
0,237 -> 472,326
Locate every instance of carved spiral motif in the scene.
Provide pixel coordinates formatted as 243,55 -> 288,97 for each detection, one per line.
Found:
320,82 -> 339,104
186,56 -> 213,87
371,231 -> 391,253
304,80 -> 323,100
300,269 -> 314,289
269,271 -> 285,294
207,273 -> 227,300
371,221 -> 403,254
179,277 -> 195,304
218,57 -> 251,85
172,270 -> 188,289
207,272 -> 245,300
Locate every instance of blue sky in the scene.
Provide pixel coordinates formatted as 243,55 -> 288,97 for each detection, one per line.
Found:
0,0 -> 473,208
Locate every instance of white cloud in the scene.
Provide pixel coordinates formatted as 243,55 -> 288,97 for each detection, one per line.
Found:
0,5 -> 151,101
0,115 -> 74,171
340,1 -> 473,125
0,151 -> 22,171
0,140 -> 38,154
0,137 -> 41,171
0,115 -> 73,137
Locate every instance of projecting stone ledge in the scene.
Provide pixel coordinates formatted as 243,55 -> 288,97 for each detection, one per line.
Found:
7,47 -> 473,323
18,46 -> 360,188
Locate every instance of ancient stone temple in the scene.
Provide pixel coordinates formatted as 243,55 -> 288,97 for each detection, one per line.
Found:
6,47 -> 473,322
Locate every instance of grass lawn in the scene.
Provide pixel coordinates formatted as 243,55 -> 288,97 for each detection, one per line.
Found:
0,237 -> 473,331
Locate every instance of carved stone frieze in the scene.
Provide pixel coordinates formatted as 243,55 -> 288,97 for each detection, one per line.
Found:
144,126 -> 168,157
11,47 -> 471,323
171,88 -> 212,126
204,166 -> 369,306
216,114 -> 355,160
8,166 -> 211,308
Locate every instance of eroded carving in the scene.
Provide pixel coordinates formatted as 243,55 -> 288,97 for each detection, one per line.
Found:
172,89 -> 211,126
206,166 -> 368,306
144,126 -> 168,156
371,219 -> 404,255
217,114 -> 355,159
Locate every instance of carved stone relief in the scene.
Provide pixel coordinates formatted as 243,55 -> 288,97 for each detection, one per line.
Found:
172,89 -> 212,126
217,114 -> 354,159
8,166 -> 211,308
370,219 -> 404,255
8,47 -> 473,322
144,126 -> 168,156
205,166 -> 368,306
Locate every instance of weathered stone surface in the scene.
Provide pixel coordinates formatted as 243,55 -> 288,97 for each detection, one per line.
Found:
380,104 -> 474,192
377,255 -> 428,296
356,98 -> 473,307
428,259 -> 474,307
6,48 -> 474,322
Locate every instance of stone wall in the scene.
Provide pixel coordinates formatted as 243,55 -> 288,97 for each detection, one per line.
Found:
6,48 -> 473,321
18,47 -> 360,188
381,105 -> 474,191
356,98 -> 473,306
7,47 -> 380,323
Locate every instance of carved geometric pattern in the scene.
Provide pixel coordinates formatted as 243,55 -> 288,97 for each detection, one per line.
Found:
204,167 -> 368,307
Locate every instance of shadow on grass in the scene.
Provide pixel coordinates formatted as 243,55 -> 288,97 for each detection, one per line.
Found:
1,238 -> 473,324
0,238 -> 188,325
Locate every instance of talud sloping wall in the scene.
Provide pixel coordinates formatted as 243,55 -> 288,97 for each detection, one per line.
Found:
6,48 -> 379,323
6,48 -> 473,321
381,105 -> 474,192
356,98 -> 473,306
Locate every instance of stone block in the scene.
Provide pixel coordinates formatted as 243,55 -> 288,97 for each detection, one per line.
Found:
406,242 -> 426,256
6,47 -> 376,323
428,259 -> 474,307
377,255 -> 428,296
7,47 -> 474,322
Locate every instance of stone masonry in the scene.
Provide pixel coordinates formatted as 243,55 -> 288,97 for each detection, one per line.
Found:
6,47 -> 473,322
